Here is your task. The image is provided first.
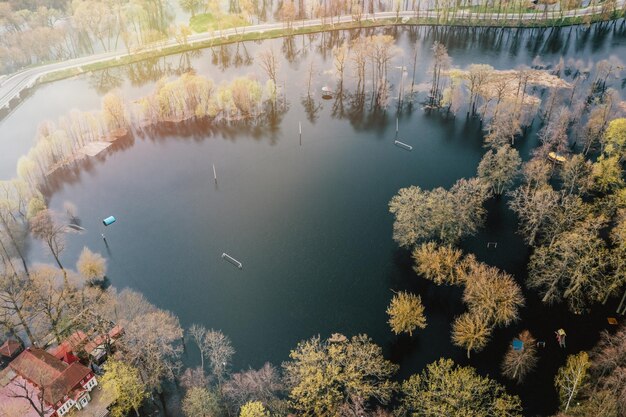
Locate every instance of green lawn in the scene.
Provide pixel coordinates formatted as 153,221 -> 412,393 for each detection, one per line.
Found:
458,4 -> 536,13
190,13 -> 249,33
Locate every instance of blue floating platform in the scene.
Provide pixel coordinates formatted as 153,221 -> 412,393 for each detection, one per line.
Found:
103,216 -> 116,226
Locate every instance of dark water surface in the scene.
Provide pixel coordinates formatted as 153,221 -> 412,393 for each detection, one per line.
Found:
2,22 -> 626,416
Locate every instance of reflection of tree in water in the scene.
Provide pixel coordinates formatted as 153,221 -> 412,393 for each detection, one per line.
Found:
229,0 -> 242,13
126,57 -> 174,86
212,45 -> 233,71
282,36 -> 299,64
175,50 -> 202,75
43,101 -> 289,195
88,69 -> 124,95
232,42 -> 253,67
301,95 -> 322,123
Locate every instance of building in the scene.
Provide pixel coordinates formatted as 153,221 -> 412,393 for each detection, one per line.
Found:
52,326 -> 124,366
0,339 -> 23,368
0,347 -> 98,417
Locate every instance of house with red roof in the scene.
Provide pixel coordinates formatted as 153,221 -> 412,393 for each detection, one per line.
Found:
0,347 -> 98,417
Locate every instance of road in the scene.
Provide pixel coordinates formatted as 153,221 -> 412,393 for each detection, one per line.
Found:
0,4 -> 621,111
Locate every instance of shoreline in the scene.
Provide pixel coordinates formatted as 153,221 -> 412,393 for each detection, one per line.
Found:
0,10 -> 623,120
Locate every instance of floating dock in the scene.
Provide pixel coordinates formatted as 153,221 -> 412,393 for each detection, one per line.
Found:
394,140 -> 413,151
221,253 -> 243,269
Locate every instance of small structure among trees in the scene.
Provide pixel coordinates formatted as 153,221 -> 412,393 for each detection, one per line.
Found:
501,330 -> 538,383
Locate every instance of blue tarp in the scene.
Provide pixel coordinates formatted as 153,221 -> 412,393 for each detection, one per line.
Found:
512,339 -> 524,351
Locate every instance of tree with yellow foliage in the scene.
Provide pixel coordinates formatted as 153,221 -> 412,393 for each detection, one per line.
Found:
240,401 -> 270,417
101,360 -> 147,417
387,291 -> 427,336
283,334 -> 397,416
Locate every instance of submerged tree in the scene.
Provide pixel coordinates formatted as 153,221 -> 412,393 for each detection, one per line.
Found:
590,326 -> 626,416
182,387 -> 222,417
76,247 -> 107,281
222,363 -> 284,413
412,242 -> 464,286
204,329 -> 235,386
101,360 -> 148,417
462,261 -> 524,327
387,291 -> 427,336
501,330 -> 538,383
555,352 -> 590,412
283,334 -> 397,416
400,358 -> 522,417
560,154 -> 593,196
30,209 -> 66,271
592,155 -> 625,193
451,312 -> 491,358
528,217 -> 611,312
477,145 -> 522,195
389,178 -> 490,247
602,118 -> 626,160
428,41 -> 451,108
508,184 -> 560,247
239,401 -> 270,417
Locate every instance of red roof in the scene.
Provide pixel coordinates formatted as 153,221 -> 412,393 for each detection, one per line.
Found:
108,325 -> 124,339
44,362 -> 92,405
10,348 -> 67,387
9,347 -> 93,405
84,334 -> 107,356
50,331 -> 88,360
84,325 -> 124,356
0,339 -> 21,358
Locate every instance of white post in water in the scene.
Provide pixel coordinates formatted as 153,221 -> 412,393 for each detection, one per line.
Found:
299,121 -> 302,145
396,117 -> 399,133
213,164 -> 217,183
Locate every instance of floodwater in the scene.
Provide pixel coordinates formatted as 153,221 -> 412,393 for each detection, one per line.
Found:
1,21 -> 626,416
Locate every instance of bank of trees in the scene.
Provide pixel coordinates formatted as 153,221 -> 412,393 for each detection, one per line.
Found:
13,71 -> 277,191
389,178 -> 491,247
0,0 -> 178,74
412,243 -> 525,357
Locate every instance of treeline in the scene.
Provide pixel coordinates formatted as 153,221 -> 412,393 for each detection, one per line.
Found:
15,71 -> 278,191
0,249 -> 527,417
387,38 -> 625,416
0,0 -> 176,74
3,236 -> 626,417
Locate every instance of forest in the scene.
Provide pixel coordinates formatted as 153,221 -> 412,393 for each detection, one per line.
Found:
1,0 -> 625,76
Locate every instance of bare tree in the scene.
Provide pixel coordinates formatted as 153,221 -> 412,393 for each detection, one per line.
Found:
555,352 -> 590,412
180,366 -> 209,390
0,272 -> 38,346
258,48 -> 279,95
501,330 -> 538,383
203,329 -> 235,386
222,363 -> 284,412
528,216 -> 611,312
120,309 -> 184,400
30,209 -> 66,271
428,41 -> 451,108
462,261 -> 525,328
188,324 -> 208,370
8,376 -> 53,417
451,311 -> 491,358
477,145 -> 522,195
412,242 -> 464,286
